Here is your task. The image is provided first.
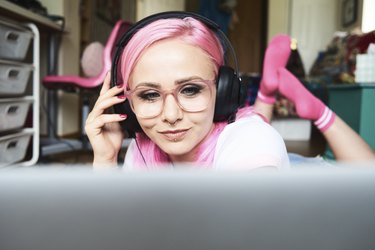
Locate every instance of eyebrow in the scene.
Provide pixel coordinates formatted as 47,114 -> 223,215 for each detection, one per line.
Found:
134,82 -> 161,89
134,76 -> 206,89
175,76 -> 205,84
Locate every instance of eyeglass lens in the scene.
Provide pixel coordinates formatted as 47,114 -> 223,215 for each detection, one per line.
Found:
129,81 -> 212,118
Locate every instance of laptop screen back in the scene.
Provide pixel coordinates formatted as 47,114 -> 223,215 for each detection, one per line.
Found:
1,167 -> 375,250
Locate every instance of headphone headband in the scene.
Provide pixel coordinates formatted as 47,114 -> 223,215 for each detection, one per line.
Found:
111,11 -> 239,86
111,11 -> 243,138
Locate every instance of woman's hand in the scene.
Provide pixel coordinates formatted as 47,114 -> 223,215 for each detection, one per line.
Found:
85,72 -> 127,167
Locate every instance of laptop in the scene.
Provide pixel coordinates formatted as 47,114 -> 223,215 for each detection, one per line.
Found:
1,166 -> 375,250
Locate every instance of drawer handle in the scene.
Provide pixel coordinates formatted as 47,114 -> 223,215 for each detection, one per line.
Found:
7,106 -> 19,114
7,141 -> 18,150
8,69 -> 20,79
6,31 -> 19,42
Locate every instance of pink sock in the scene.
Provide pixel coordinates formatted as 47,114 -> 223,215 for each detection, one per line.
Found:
257,35 -> 292,104
278,68 -> 336,132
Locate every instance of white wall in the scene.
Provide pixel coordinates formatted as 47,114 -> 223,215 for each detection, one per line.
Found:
40,0 -> 80,136
362,0 -> 375,32
136,0 -> 185,20
267,0 -> 291,44
290,0 -> 338,74
268,0 -> 339,74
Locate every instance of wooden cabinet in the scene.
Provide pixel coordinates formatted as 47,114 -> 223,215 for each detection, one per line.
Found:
325,83 -> 375,158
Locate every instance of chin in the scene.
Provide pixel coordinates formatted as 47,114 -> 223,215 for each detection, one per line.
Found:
159,142 -> 196,160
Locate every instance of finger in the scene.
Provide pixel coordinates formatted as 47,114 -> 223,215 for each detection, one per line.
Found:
98,83 -> 126,103
100,71 -> 112,95
88,95 -> 127,121
86,113 -> 127,133
104,83 -> 126,99
96,82 -> 126,108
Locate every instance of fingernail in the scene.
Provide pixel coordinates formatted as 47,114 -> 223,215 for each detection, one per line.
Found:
117,95 -> 126,99
120,114 -> 127,119
117,83 -> 124,88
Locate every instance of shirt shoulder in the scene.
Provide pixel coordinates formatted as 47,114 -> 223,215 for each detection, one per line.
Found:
214,115 -> 290,170
123,139 -> 135,169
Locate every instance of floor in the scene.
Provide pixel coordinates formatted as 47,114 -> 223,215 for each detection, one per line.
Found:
285,126 -> 327,157
39,150 -> 94,165
38,148 -> 128,166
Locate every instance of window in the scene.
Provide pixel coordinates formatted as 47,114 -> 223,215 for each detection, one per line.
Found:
362,0 -> 375,32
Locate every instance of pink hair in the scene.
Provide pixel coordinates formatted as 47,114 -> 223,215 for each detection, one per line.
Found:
120,17 -> 254,168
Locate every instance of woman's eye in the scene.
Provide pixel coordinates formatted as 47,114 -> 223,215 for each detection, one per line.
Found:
137,90 -> 161,101
180,84 -> 203,97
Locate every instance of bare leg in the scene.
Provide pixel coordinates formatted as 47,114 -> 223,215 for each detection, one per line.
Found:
278,68 -> 375,161
322,116 -> 375,161
254,99 -> 273,122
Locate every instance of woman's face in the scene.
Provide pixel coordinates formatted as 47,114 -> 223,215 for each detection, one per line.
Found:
129,39 -> 217,162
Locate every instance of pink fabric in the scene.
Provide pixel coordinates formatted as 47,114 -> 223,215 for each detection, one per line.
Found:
43,72 -> 108,89
81,42 -> 104,77
278,68 -> 336,132
258,35 -> 291,104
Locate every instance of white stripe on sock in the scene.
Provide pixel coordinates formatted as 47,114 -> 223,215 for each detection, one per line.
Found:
316,109 -> 332,129
257,91 -> 266,100
315,107 -> 329,125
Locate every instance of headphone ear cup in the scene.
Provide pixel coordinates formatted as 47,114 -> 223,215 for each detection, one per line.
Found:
113,100 -> 142,138
110,57 -> 140,138
214,66 -> 241,122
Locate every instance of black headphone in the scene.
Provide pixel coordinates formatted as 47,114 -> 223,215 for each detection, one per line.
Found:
111,11 -> 242,138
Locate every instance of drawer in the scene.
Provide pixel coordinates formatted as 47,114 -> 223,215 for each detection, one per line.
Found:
0,60 -> 33,96
0,19 -> 33,61
0,130 -> 32,166
0,98 -> 32,132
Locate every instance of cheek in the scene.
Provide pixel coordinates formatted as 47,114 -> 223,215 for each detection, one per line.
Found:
190,91 -> 216,129
190,101 -> 216,132
206,90 -> 216,120
136,119 -> 157,144
137,117 -> 156,133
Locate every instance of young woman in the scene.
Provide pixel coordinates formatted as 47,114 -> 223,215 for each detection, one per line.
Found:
85,12 -> 289,170
255,35 -> 375,162
85,12 -> 374,170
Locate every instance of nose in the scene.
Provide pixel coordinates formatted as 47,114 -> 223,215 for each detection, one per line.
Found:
161,94 -> 183,124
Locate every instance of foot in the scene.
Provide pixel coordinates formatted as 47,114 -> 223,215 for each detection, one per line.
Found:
278,68 -> 335,132
257,34 -> 292,104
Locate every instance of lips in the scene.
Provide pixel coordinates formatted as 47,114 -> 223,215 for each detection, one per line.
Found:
159,129 -> 189,142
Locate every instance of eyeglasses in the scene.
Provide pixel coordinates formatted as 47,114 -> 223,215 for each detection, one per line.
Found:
125,79 -> 215,119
